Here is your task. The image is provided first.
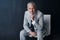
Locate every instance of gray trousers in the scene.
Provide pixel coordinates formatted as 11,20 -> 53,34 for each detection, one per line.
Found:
20,29 -> 43,40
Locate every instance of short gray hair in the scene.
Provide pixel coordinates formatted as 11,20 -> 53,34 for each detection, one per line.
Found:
27,2 -> 36,9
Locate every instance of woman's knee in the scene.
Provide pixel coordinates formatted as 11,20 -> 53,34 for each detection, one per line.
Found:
20,30 -> 27,36
20,30 -> 24,35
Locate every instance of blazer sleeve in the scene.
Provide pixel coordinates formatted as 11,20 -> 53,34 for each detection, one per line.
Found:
23,11 -> 31,32
34,12 -> 43,31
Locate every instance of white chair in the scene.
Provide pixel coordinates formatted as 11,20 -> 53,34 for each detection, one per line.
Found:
43,14 -> 51,38
29,14 -> 51,38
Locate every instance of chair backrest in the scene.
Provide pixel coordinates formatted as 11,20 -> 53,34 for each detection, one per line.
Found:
43,14 -> 51,36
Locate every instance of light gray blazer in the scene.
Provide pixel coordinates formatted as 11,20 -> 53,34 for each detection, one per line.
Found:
23,10 -> 43,32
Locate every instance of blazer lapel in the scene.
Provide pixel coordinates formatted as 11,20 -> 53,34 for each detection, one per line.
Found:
28,13 -> 31,27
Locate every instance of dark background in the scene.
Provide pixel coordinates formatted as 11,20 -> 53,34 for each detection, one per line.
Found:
0,0 -> 59,40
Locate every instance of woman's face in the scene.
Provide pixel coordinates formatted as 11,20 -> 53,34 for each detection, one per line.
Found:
27,4 -> 35,15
